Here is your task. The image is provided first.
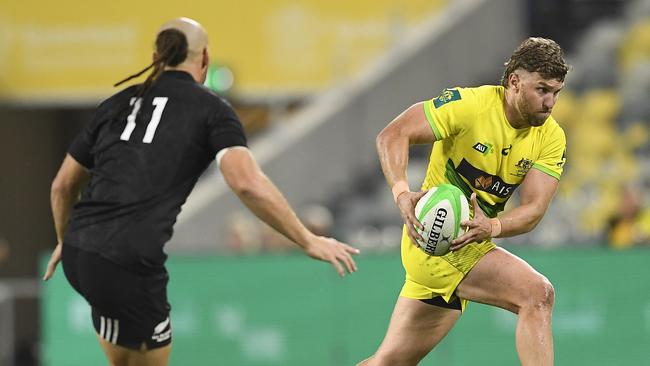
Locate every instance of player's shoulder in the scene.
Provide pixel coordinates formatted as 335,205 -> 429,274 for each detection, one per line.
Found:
469,85 -> 504,106
151,71 -> 227,107
541,116 -> 564,134
472,84 -> 503,97
93,85 -> 139,117
179,80 -> 234,111
448,84 -> 500,96
434,85 -> 500,106
430,86 -> 474,110
102,85 -> 137,106
201,85 -> 234,109
539,116 -> 567,143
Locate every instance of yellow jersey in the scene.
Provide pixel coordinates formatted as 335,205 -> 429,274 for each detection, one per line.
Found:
422,85 -> 567,218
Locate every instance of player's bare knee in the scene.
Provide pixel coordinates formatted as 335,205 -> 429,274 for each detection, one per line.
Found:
526,276 -> 555,311
536,276 -> 555,309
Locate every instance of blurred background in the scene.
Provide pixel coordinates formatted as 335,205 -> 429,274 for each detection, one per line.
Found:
2,0 -> 650,364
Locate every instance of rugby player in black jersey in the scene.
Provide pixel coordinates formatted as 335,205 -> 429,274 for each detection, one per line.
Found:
43,17 -> 359,366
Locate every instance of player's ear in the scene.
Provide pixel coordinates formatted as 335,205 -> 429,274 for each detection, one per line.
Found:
509,72 -> 520,92
153,52 -> 159,63
201,48 -> 209,69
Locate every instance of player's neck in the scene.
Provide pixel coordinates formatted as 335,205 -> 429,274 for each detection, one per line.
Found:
503,89 -> 528,129
163,63 -> 203,83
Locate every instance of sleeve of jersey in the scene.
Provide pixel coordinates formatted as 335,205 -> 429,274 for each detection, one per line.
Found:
67,107 -> 105,169
422,88 -> 475,141
206,103 -> 248,156
533,125 -> 567,180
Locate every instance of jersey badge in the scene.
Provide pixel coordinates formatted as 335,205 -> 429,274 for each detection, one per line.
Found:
512,158 -> 533,177
151,317 -> 172,343
433,88 -> 461,108
472,142 -> 493,155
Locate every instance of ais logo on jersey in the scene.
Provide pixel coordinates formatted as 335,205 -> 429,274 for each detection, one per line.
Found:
475,175 -> 493,190
433,88 -> 461,108
457,159 -> 519,198
472,142 -> 493,155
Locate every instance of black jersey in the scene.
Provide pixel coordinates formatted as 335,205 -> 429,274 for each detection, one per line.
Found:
64,70 -> 247,272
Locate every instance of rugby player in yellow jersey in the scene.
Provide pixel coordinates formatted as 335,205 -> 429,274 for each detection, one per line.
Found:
358,37 -> 569,366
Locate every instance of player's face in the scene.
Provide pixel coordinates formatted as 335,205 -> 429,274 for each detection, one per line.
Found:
515,71 -> 564,127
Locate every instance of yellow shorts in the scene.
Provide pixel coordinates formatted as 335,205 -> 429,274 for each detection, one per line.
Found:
399,227 -> 495,312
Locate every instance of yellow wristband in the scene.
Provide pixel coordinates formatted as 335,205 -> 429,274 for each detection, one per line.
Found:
391,181 -> 410,203
490,217 -> 502,238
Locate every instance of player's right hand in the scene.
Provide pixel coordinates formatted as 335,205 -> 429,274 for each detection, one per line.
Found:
43,242 -> 62,281
303,235 -> 360,277
451,193 -> 492,250
396,190 -> 427,245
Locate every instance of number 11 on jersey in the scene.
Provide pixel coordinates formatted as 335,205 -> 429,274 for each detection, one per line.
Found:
120,97 -> 169,143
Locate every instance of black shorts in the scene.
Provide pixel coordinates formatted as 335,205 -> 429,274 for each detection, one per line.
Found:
62,244 -> 172,350
420,296 -> 462,311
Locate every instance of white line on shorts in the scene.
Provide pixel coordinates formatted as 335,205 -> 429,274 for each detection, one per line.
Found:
106,317 -> 112,342
111,319 -> 119,344
100,316 -> 105,339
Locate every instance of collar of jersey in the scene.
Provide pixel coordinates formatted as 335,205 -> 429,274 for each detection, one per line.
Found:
160,70 -> 195,82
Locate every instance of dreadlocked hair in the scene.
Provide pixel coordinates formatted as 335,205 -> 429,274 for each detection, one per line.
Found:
501,37 -> 569,88
113,28 -> 189,99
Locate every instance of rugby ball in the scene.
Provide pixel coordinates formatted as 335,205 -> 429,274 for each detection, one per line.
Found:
414,184 -> 470,256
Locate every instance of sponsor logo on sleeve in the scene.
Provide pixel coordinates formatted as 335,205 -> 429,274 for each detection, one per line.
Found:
433,88 -> 462,108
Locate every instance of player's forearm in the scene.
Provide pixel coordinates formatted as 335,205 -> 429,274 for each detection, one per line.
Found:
494,202 -> 546,238
233,173 -> 313,248
50,183 -> 80,243
376,126 -> 410,188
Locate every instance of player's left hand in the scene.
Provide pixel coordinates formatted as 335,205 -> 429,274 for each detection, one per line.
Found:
302,235 -> 360,277
450,193 -> 491,251
43,243 -> 62,281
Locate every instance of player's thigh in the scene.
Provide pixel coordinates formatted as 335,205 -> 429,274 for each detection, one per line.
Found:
97,334 -> 171,366
374,296 -> 460,365
74,247 -> 172,349
455,247 -> 554,313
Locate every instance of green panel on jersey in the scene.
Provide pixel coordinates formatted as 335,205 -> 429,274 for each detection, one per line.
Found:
444,159 -> 505,217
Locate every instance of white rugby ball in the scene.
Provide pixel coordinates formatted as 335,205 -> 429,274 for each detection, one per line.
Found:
414,184 -> 470,256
